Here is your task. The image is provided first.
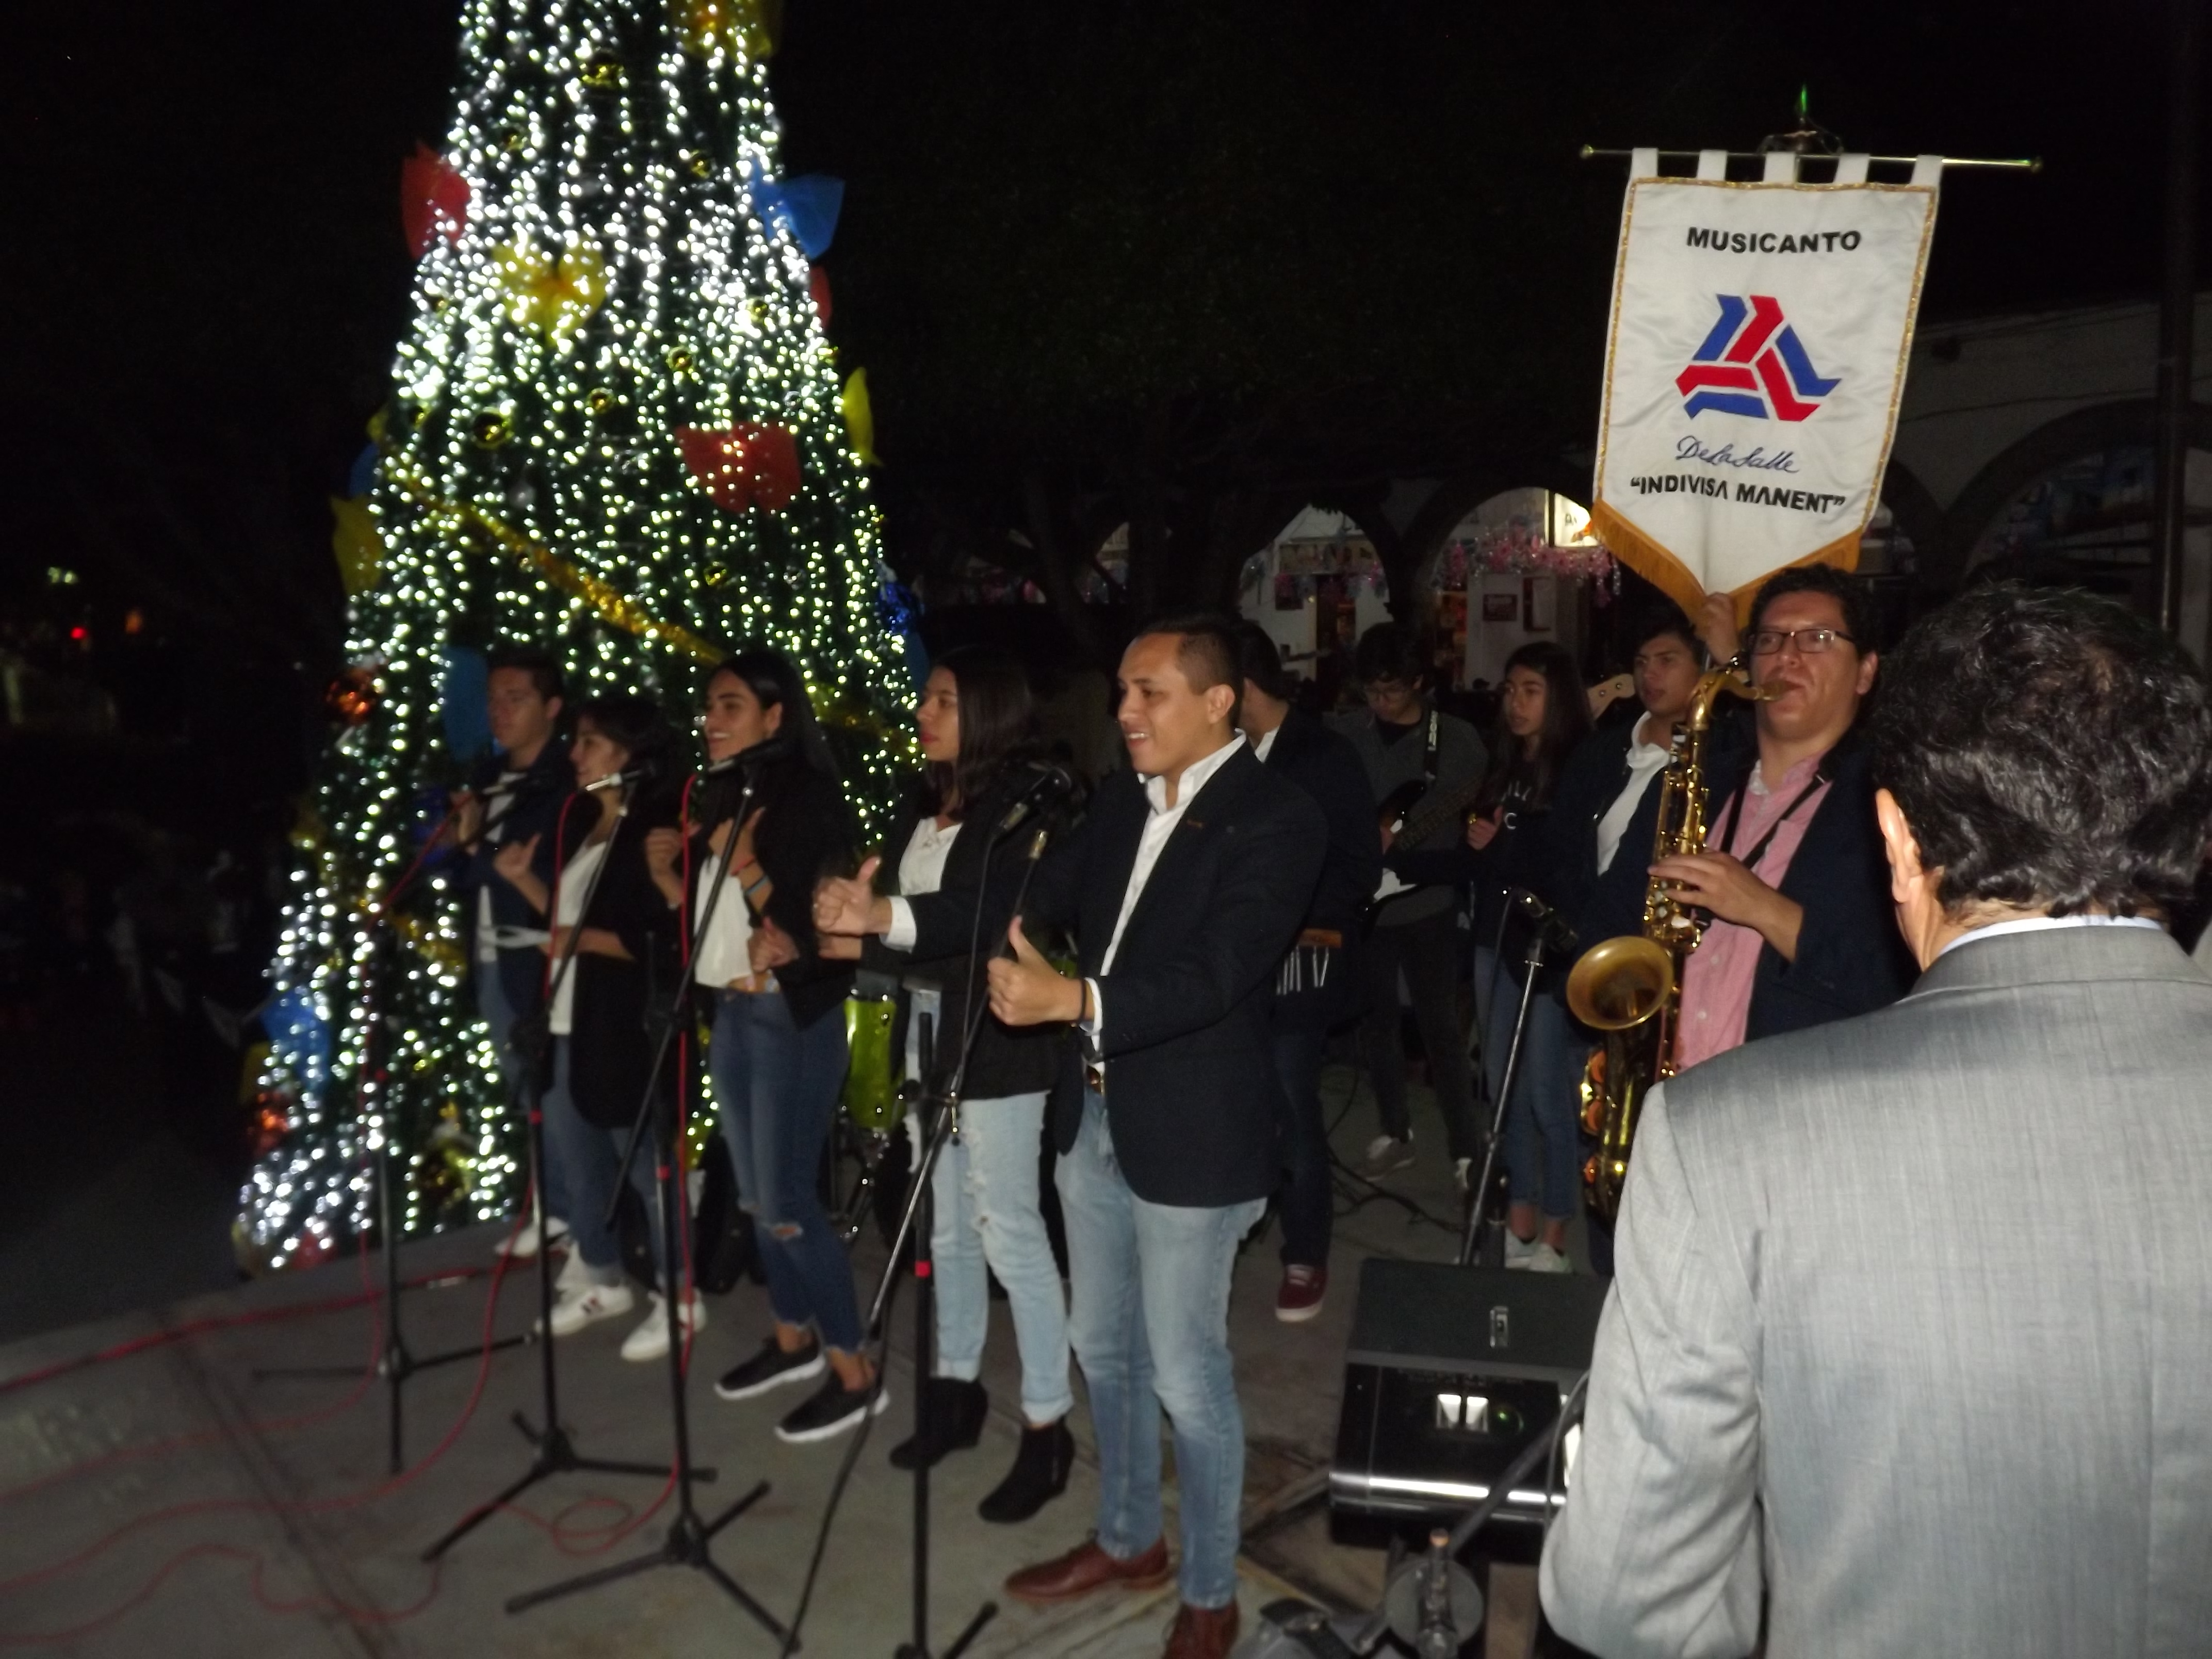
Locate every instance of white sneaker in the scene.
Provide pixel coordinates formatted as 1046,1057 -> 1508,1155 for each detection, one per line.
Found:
1362,1133 -> 1414,1176
554,1246 -> 595,1293
499,1211 -> 572,1261
1504,1230 -> 1538,1267
541,1279 -> 635,1337
1453,1157 -> 1473,1194
1522,1242 -> 1571,1274
620,1291 -> 708,1363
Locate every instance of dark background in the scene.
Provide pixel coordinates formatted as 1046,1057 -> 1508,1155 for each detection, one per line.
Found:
0,0 -> 2202,1319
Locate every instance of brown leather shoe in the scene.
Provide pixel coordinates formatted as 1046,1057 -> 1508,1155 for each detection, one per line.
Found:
1003,1535 -> 1171,1604
1163,1600 -> 1240,1659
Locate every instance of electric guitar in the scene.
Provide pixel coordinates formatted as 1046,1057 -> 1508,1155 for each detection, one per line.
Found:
1371,774 -> 1489,907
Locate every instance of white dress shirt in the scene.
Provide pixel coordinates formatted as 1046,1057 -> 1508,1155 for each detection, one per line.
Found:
1594,720 -> 1674,876
1085,734 -> 1246,1052
1936,912 -> 2164,960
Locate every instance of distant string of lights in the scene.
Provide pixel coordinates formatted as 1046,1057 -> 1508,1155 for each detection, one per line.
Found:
243,0 -> 908,1270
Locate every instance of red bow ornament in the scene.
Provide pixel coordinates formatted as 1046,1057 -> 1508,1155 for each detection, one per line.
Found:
676,423 -> 801,513
401,143 -> 470,257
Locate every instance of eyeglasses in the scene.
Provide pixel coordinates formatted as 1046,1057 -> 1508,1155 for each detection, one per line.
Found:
1748,627 -> 1856,657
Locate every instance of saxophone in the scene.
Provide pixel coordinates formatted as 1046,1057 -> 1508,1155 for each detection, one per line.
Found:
1566,659 -> 1766,1219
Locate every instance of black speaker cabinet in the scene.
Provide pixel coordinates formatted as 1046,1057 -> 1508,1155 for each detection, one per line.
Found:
1331,1258 -> 1607,1543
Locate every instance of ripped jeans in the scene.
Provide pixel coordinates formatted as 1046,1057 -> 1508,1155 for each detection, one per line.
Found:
709,988 -> 863,1353
912,1091 -> 1072,1424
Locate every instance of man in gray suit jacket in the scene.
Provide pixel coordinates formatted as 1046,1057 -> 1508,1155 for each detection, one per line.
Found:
1541,584 -> 2212,1657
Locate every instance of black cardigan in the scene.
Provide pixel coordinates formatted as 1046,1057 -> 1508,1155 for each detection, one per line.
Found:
904,745 -> 1325,1207
687,753 -> 857,1030
543,790 -> 682,1130
863,774 -> 1068,1100
1260,707 -> 1382,1029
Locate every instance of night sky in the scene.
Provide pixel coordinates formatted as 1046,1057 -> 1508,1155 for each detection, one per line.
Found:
6,0 -> 2202,710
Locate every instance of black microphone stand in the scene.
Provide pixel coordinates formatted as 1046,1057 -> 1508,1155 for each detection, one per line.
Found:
880,823 -> 1049,1659
1457,890 -> 1564,1268
254,809 -> 526,1473
422,779 -> 671,1562
502,765 -> 778,1639
776,815 -> 1053,1659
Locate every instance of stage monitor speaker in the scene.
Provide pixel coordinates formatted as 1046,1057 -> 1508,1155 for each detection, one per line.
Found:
1330,1258 -> 1606,1542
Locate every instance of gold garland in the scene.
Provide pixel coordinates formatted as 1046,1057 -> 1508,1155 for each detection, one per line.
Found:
385,465 -> 726,664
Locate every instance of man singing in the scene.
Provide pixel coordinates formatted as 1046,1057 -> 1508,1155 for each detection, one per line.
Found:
1655,565 -> 1913,1064
1542,583 -> 2212,1656
817,614 -> 1325,1659
452,645 -> 570,1258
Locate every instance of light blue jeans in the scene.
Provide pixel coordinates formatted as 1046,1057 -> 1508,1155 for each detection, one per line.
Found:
915,1091 -> 1072,1424
540,1037 -> 663,1287
1057,1094 -> 1265,1611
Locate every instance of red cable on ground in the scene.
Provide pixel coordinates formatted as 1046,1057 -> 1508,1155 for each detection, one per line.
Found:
0,1210 -> 527,1640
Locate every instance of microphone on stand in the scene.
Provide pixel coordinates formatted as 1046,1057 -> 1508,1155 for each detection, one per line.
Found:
582,766 -> 653,794
996,762 -> 1077,834
1511,888 -> 1579,956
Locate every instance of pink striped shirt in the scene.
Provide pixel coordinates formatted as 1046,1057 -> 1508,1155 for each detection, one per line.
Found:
1673,754 -> 1831,1071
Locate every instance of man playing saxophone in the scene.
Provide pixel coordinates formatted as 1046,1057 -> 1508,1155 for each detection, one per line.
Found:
1656,564 -> 1914,1067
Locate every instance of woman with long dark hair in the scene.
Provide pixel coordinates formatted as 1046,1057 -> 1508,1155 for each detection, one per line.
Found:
1389,640 -> 1590,1268
837,646 -> 1075,1521
492,693 -> 700,1359
672,650 -> 877,1443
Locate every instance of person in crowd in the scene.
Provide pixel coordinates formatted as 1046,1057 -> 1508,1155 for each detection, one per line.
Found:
452,645 -> 572,1261
1390,642 -> 1589,1269
489,694 -> 699,1361
1542,583 -> 2212,1657
1233,623 -> 1381,1322
1655,566 -> 1916,1069
833,646 -> 1076,1521
1331,622 -> 1487,1184
818,613 -> 1325,1659
675,651 -> 877,1444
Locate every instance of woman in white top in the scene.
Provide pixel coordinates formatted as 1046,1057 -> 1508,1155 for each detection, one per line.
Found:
493,695 -> 698,1362
828,646 -> 1077,1522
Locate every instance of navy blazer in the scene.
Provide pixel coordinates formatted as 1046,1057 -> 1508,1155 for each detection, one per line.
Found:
906,743 -> 1326,1207
460,740 -> 570,1015
1559,713 -> 1913,1043
1259,707 -> 1381,1028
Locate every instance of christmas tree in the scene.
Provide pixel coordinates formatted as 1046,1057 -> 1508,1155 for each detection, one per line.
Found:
241,0 -> 910,1271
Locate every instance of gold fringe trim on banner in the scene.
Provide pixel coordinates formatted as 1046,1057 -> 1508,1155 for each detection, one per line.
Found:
1589,501 -> 1862,625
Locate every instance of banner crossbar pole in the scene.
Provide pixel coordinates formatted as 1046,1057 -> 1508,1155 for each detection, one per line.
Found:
1579,145 -> 2040,173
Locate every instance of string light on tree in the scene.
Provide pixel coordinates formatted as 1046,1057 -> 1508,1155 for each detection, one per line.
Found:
243,0 -> 907,1271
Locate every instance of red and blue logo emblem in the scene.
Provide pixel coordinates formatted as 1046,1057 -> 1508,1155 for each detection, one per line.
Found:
1676,295 -> 1839,421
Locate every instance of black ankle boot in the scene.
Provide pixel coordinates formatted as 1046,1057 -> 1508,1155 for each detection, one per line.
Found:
888,1377 -> 987,1470
977,1417 -> 1074,1524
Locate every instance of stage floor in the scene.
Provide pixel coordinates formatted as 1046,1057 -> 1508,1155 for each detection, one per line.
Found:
0,1068 -> 1548,1656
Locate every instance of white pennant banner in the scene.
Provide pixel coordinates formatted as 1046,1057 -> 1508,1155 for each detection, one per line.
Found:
1589,169 -> 1939,614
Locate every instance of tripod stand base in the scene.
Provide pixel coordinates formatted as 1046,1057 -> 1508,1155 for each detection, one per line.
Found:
894,1599 -> 999,1659
420,1409 -> 697,1562
505,1480 -> 783,1642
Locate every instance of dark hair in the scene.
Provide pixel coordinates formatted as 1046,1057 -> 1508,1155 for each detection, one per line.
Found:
1233,621 -> 1296,705
704,648 -> 838,777
1871,584 -> 2212,918
570,692 -> 679,783
1628,601 -> 1701,660
486,644 -> 565,705
1483,641 -> 1591,810
1353,622 -> 1425,688
1134,610 -> 1244,726
923,646 -> 1041,820
1750,564 -> 1880,657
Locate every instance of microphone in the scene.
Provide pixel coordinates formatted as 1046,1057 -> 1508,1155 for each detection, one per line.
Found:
1511,888 -> 1579,954
582,766 -> 651,794
995,762 -> 1077,835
